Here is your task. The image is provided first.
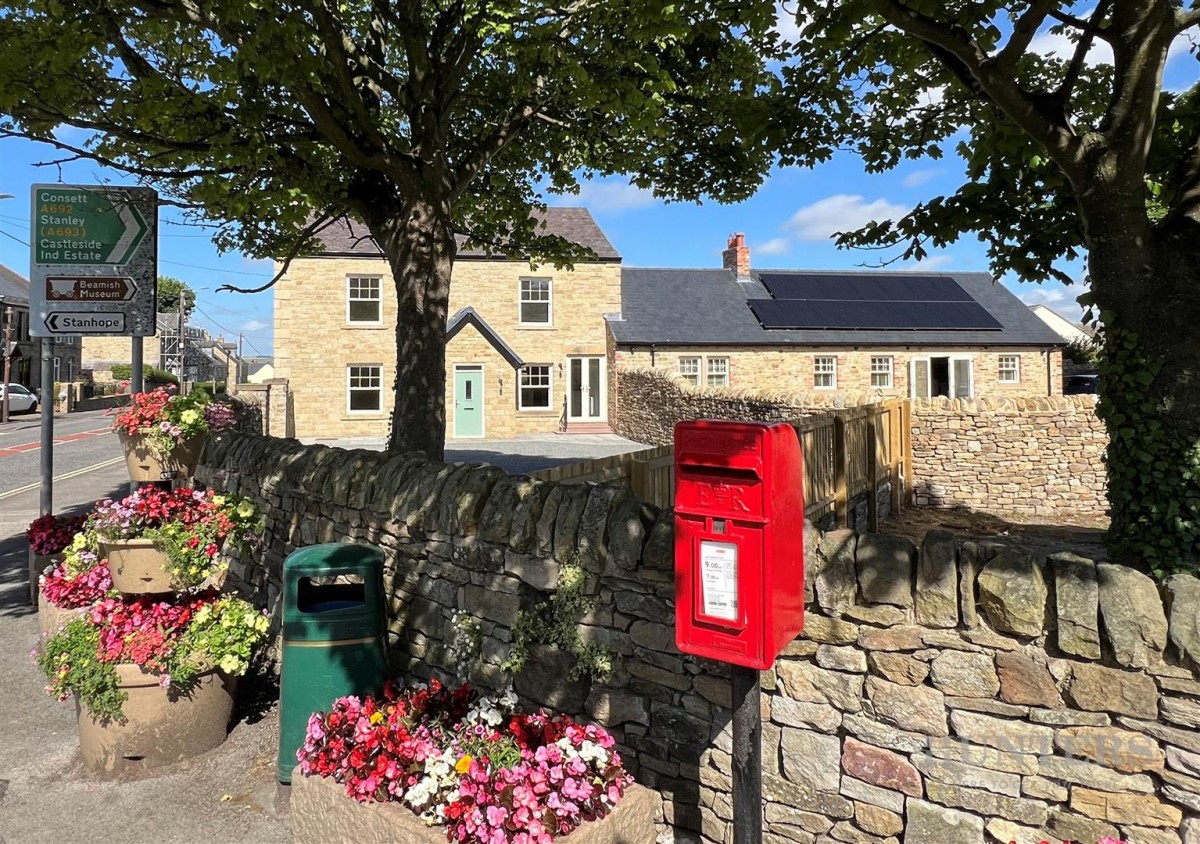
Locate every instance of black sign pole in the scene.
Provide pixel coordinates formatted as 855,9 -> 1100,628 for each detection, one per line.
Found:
730,664 -> 762,843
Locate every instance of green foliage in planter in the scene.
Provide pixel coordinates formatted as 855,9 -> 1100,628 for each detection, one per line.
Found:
37,619 -> 125,721
503,560 -> 613,682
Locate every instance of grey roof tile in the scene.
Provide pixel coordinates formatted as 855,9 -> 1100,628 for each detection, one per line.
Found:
310,207 -> 619,261
446,307 -> 524,369
613,268 -> 1066,347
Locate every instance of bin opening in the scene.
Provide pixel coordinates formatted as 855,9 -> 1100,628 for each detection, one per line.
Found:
297,577 -> 366,613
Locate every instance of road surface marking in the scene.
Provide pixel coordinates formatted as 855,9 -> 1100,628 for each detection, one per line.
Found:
0,426 -> 111,457
0,456 -> 124,501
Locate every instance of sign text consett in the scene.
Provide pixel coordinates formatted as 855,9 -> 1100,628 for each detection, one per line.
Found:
30,185 -> 157,338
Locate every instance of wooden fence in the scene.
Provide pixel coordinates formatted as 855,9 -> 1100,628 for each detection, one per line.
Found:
530,400 -> 911,529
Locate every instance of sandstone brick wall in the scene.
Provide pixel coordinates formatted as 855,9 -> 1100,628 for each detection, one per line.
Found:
613,345 -> 1063,401
273,256 -> 620,439
82,334 -> 163,378
200,433 -> 1197,844
910,396 -> 1107,520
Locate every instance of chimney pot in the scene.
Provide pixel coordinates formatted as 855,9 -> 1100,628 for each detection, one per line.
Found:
722,232 -> 751,279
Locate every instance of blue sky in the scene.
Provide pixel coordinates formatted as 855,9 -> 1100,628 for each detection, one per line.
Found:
1,19 -> 1195,357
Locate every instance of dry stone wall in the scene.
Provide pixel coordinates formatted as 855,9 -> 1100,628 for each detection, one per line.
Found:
615,369 -> 1109,522
910,396 -> 1107,520
200,433 -> 1197,844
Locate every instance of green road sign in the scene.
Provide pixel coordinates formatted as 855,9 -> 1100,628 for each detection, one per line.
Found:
33,186 -> 150,265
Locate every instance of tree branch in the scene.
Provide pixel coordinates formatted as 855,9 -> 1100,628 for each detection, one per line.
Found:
217,213 -> 345,294
997,0 -> 1058,70
1056,0 -> 1113,106
1048,8 -> 1114,39
449,101 -> 540,201
1176,7 -> 1200,32
870,0 -> 1081,169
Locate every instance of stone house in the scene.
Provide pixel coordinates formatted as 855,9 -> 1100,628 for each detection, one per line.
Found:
609,235 -> 1066,401
82,315 -> 241,385
0,264 -> 83,389
273,208 -> 621,440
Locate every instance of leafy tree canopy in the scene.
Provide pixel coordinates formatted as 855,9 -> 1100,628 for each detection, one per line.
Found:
156,276 -> 195,315
0,1 -> 783,268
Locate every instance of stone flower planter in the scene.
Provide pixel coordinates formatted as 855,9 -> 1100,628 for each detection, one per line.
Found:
290,767 -> 660,844
118,429 -> 206,482
38,600 -> 89,640
101,537 -> 173,594
78,664 -> 237,774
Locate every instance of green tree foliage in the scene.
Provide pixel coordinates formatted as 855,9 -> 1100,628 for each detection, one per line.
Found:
773,2 -> 1200,574
0,0 -> 784,459
156,276 -> 195,316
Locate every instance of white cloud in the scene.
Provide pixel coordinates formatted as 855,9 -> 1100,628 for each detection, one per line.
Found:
755,237 -> 791,256
559,179 -> 658,213
784,194 -> 909,241
899,254 -> 954,271
1028,28 -> 1114,66
1018,283 -> 1088,322
241,319 -> 267,332
902,169 -> 939,188
773,2 -> 801,43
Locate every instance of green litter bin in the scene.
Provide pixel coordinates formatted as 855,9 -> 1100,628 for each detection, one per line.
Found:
276,542 -> 388,784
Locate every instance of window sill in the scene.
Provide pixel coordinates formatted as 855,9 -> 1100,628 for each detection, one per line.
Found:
517,324 -> 555,330
516,409 -> 558,416
344,323 -> 387,330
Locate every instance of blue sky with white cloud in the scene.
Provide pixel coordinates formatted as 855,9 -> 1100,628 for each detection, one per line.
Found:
1,14 -> 1195,355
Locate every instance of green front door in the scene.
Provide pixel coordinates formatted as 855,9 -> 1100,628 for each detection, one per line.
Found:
453,366 -> 484,438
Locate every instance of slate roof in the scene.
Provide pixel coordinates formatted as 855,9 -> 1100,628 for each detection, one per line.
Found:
0,264 -> 31,306
612,268 -> 1065,347
309,207 -> 620,261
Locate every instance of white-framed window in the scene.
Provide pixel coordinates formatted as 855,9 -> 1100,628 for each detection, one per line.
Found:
814,355 -> 837,389
53,357 -> 61,381
870,356 -> 893,389
519,278 -> 552,325
706,357 -> 729,388
998,354 -> 1020,383
347,365 -> 382,412
346,276 -> 382,324
678,356 -> 701,387
518,364 -> 552,410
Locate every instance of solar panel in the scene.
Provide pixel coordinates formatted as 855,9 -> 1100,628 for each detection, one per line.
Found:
757,273 -> 974,303
748,298 -> 1003,331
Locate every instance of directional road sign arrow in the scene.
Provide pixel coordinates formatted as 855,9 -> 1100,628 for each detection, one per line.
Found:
44,312 -> 127,334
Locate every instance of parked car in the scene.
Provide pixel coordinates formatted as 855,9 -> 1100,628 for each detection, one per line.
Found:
1,383 -> 39,414
1064,374 -> 1100,395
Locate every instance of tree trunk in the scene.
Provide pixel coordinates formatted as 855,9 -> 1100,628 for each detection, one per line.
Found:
370,198 -> 457,460
1088,214 -> 1200,574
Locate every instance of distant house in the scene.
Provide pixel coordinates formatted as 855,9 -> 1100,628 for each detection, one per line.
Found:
273,208 -> 620,440
0,264 -> 82,388
1028,303 -> 1096,346
82,314 -> 241,385
609,235 -> 1066,400
244,358 -> 275,384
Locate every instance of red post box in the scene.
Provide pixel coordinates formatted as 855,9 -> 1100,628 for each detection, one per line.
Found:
674,420 -> 805,670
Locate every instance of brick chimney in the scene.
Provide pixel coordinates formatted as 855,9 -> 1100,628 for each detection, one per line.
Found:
722,233 -> 751,280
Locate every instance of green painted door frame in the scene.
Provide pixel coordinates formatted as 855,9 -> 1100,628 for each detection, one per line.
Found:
453,366 -> 484,438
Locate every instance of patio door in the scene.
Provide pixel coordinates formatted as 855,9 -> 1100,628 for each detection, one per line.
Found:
567,356 -> 606,422
910,356 -> 973,398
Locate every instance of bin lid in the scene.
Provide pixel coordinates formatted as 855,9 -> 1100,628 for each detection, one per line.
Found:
284,542 -> 385,576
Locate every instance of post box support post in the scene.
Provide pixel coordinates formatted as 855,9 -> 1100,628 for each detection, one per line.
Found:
730,664 -> 762,843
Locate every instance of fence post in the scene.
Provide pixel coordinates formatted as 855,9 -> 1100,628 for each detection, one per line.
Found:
888,402 -> 902,516
833,415 -> 848,527
629,452 -> 649,501
901,400 -> 914,506
866,413 -> 879,531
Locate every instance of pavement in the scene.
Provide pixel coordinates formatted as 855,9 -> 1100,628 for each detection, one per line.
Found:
0,415 -> 646,843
